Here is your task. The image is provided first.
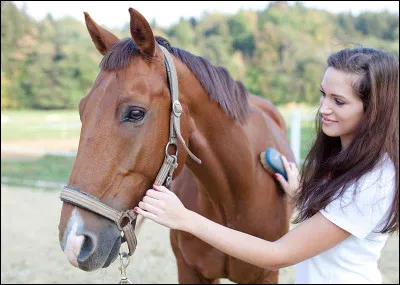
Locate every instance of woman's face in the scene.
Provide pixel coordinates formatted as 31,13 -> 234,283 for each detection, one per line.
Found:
319,67 -> 365,148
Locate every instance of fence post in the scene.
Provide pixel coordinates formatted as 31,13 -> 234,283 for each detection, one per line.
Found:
290,108 -> 301,164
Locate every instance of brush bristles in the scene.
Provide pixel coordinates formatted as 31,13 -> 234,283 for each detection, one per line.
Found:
259,151 -> 275,175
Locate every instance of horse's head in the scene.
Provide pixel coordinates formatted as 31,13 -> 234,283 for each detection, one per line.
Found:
58,8 -> 192,271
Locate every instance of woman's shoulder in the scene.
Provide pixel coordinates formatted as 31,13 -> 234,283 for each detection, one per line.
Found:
321,153 -> 396,239
376,152 -> 394,170
356,152 -> 395,196
364,153 -> 395,182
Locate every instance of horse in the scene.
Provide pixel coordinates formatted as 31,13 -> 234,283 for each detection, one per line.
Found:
58,8 -> 295,283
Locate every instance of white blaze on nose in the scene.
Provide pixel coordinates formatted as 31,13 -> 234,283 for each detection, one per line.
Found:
64,210 -> 84,267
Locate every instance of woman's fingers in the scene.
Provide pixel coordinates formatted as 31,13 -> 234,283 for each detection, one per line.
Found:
281,155 -> 291,173
290,162 -> 298,171
138,201 -> 162,215
282,156 -> 298,173
153,184 -> 167,192
134,206 -> 158,221
143,195 -> 165,207
145,189 -> 167,199
153,184 -> 176,197
274,173 -> 288,188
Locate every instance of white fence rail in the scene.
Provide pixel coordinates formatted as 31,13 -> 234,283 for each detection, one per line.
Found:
290,108 -> 302,164
288,107 -> 315,164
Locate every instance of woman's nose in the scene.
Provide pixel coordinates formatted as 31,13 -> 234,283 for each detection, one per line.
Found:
319,99 -> 333,115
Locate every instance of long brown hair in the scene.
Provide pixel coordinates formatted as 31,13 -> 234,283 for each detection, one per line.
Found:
293,47 -> 399,234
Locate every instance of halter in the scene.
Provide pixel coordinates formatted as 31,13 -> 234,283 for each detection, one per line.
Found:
59,44 -> 201,257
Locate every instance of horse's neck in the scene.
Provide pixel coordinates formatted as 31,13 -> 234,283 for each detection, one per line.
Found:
183,87 -> 254,212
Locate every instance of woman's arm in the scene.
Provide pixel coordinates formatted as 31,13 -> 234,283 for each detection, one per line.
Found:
134,185 -> 350,270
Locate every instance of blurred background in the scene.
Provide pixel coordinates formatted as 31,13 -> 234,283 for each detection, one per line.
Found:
1,1 -> 399,284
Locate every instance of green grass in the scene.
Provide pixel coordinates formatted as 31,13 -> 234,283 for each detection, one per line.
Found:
1,110 -> 81,141
1,155 -> 75,186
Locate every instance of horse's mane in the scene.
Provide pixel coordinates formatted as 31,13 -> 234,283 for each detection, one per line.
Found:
100,37 -> 249,123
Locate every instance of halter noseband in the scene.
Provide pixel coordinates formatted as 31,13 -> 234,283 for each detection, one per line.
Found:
59,44 -> 201,256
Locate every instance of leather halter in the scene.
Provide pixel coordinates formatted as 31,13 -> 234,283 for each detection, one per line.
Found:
59,44 -> 201,256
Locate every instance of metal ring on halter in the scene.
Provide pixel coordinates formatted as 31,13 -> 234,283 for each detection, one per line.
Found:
117,210 -> 137,231
165,141 -> 178,157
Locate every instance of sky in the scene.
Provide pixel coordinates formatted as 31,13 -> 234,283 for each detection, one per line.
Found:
14,1 -> 400,29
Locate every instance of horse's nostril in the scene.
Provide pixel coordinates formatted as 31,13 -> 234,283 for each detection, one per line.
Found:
77,233 -> 97,264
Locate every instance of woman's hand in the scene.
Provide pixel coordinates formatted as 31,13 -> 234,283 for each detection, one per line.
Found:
134,184 -> 191,231
274,156 -> 300,198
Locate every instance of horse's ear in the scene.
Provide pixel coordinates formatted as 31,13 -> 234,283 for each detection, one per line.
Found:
128,8 -> 156,58
84,12 -> 119,55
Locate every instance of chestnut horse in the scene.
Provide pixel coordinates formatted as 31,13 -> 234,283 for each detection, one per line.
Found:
58,8 -> 294,283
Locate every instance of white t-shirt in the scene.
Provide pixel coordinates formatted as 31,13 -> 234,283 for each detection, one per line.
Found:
295,153 -> 396,284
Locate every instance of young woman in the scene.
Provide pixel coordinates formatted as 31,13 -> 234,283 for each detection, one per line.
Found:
134,47 -> 399,283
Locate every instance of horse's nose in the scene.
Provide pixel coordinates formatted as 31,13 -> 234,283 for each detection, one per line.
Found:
63,226 -> 98,269
61,209 -> 122,271
77,228 -> 121,271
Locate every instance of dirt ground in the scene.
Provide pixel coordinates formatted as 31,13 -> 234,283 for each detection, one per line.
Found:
1,185 -> 398,284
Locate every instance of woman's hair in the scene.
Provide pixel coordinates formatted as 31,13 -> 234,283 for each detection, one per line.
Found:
293,47 -> 399,234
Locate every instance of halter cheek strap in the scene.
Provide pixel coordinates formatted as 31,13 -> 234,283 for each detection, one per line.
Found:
154,45 -> 201,188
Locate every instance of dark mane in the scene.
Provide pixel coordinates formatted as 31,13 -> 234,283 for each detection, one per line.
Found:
100,37 -> 249,123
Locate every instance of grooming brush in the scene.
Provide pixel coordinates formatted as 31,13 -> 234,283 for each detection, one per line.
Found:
259,147 -> 288,181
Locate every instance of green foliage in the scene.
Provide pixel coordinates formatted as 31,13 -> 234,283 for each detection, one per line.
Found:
167,18 -> 196,51
228,11 -> 256,58
1,1 -> 398,110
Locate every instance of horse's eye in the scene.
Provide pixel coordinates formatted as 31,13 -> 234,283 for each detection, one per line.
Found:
125,108 -> 145,122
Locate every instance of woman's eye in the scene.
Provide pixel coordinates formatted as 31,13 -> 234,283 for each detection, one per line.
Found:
334,99 -> 344,106
320,90 -> 325,97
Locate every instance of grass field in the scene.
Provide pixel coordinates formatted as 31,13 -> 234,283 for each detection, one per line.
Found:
1,106 -> 317,187
1,155 -> 76,186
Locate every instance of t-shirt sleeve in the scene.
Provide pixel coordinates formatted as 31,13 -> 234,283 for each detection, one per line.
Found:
320,163 -> 395,240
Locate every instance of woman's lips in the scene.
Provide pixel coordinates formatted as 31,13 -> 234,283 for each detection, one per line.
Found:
322,116 -> 337,124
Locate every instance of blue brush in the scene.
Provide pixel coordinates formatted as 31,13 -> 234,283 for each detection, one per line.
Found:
259,147 -> 288,181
